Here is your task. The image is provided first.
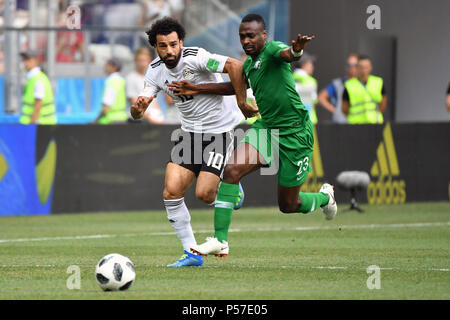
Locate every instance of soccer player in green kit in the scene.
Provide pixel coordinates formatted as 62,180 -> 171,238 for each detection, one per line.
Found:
168,14 -> 337,257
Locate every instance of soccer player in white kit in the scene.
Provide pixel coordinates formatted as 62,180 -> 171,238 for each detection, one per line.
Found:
131,18 -> 258,267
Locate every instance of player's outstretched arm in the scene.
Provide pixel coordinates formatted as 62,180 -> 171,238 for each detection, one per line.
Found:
279,34 -> 315,62
168,80 -> 236,96
130,95 -> 154,120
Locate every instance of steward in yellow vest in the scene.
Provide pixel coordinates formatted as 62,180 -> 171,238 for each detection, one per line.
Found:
342,55 -> 387,124
95,58 -> 128,124
293,53 -> 318,124
20,50 -> 56,125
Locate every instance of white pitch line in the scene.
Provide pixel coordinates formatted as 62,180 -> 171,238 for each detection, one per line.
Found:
0,264 -> 57,268
430,268 -> 450,272
292,222 -> 450,231
0,264 -> 448,272
0,221 -> 449,244
0,234 -> 115,244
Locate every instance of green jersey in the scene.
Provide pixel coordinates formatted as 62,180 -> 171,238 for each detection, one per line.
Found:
243,41 -> 309,134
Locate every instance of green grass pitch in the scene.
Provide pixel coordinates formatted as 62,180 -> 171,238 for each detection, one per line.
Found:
0,202 -> 449,300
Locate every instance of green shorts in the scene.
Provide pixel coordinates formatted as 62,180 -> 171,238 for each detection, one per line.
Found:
242,120 -> 314,187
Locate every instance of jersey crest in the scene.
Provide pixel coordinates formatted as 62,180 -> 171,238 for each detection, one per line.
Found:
183,69 -> 195,80
254,59 -> 262,70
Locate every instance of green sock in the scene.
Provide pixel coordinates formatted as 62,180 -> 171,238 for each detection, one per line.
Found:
214,182 -> 239,242
297,192 -> 330,213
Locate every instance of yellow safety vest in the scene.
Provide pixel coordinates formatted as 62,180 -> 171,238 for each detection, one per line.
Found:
20,71 -> 56,125
293,71 -> 318,125
345,75 -> 384,124
98,76 -> 127,124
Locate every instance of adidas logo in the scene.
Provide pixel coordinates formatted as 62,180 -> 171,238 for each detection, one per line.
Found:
0,153 -> 7,181
302,126 -> 325,193
367,123 -> 406,204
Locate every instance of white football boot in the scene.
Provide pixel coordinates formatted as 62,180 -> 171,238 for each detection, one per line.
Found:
319,183 -> 337,220
190,237 -> 229,257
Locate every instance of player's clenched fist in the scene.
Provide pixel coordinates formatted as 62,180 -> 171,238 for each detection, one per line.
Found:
131,96 -> 154,120
237,101 -> 259,119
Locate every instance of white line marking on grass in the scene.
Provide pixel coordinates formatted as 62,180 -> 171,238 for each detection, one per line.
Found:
0,264 -> 446,273
430,268 -> 450,272
0,221 -> 449,244
0,264 -> 448,272
292,222 -> 450,231
154,264 -> 450,272
0,234 -> 115,244
0,264 -> 57,268
315,266 -> 347,270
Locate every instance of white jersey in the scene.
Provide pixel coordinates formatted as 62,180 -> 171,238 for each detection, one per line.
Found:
140,47 -> 242,133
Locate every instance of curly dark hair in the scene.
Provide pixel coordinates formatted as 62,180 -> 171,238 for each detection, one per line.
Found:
146,17 -> 186,46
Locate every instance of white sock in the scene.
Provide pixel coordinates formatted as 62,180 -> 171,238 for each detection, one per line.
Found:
164,198 -> 196,252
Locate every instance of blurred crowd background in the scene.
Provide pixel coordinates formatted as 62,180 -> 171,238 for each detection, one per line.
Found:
1,0 -> 281,124
0,0 -> 449,125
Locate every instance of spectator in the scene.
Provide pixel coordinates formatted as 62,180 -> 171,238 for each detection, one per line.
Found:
56,31 -> 84,63
317,53 -> 358,123
0,0 -> 29,56
126,47 -> 166,123
446,81 -> 450,112
95,57 -> 128,124
0,50 -> 4,74
168,0 -> 185,22
342,55 -> 387,124
139,0 -> 171,28
56,5 -> 84,63
293,52 -> 318,124
19,50 -> 57,124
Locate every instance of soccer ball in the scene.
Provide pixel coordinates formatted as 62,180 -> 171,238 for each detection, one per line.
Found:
95,253 -> 135,291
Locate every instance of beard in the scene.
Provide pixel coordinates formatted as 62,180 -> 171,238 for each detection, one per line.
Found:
161,53 -> 181,69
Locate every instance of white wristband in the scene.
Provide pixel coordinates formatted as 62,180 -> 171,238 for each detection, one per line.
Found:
291,47 -> 303,57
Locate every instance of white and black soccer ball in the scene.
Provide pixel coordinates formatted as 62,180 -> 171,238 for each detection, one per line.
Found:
95,253 -> 135,291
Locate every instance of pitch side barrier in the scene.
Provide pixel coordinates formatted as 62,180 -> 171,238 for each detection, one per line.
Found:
0,122 -> 448,215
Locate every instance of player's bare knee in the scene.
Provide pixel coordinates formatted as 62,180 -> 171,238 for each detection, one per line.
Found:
195,188 -> 217,204
163,186 -> 184,200
222,165 -> 241,184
